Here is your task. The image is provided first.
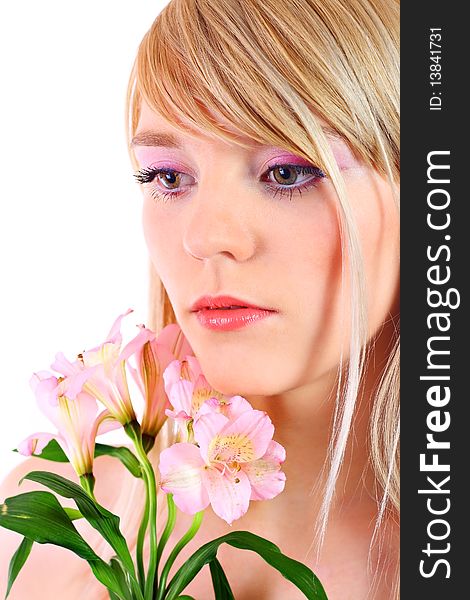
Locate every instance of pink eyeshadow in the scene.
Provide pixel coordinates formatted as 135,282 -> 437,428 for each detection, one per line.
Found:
133,148 -> 182,168
261,140 -> 358,172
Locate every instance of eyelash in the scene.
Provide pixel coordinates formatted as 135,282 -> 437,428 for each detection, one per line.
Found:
133,163 -> 326,203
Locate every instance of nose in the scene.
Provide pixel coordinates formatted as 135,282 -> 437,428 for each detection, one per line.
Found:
183,184 -> 257,263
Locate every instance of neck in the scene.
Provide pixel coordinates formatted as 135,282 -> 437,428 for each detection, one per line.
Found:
243,317 -> 398,525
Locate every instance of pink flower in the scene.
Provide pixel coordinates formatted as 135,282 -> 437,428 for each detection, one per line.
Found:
159,402 -> 286,524
18,371 -> 119,476
124,324 -> 194,438
52,310 -> 149,425
163,357 -> 232,442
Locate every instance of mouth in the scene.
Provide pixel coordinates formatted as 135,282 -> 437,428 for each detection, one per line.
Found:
190,295 -> 276,313
190,295 -> 277,332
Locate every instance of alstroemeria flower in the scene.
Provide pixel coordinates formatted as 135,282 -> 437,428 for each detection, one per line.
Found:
159,404 -> 286,524
123,324 -> 193,439
163,357 -> 230,442
18,371 -> 119,476
52,309 -> 148,425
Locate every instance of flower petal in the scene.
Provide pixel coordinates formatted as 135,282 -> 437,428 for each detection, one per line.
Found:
50,353 -> 77,377
193,411 -> 230,461
156,324 -> 193,359
198,395 -> 252,420
135,340 -> 176,436
164,410 -> 192,442
30,372 -> 59,404
118,326 -> 155,363
166,379 -> 194,417
224,395 -> 253,420
30,376 -> 64,429
163,359 -> 184,394
191,375 -> 223,416
62,368 -> 96,401
17,432 -> 58,457
182,355 -> 203,381
158,443 -> 208,514
95,409 -> 121,435
243,440 -> 286,501
209,410 -> 274,463
105,308 -> 133,344
83,342 -> 120,371
202,467 -> 251,524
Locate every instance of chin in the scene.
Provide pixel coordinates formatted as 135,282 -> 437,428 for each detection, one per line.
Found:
204,374 -> 279,399
192,352 -> 284,398
178,318 -> 297,397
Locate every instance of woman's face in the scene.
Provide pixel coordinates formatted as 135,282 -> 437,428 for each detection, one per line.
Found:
133,100 -> 399,397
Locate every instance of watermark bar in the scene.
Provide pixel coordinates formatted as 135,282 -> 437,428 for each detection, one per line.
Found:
401,2 -> 467,596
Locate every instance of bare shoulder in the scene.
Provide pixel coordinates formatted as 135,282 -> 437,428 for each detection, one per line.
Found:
0,455 -> 129,600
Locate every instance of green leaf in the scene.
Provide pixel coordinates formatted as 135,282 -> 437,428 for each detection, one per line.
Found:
0,491 -> 124,597
0,491 -> 97,559
209,558 -> 235,599
20,471 -> 143,600
108,556 -> 133,600
89,560 -> 129,599
13,438 -> 68,462
95,443 -> 142,478
175,596 -> 196,599
5,537 -> 33,598
64,507 -> 83,521
20,472 -> 132,568
165,531 -> 328,600
13,439 -> 142,479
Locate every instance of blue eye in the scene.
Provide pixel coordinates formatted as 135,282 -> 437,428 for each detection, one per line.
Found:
133,163 -> 326,203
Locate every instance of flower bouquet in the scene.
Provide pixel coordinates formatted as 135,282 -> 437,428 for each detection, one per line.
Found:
0,310 -> 328,599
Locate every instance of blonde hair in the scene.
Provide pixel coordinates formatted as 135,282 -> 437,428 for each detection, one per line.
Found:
115,0 -> 400,597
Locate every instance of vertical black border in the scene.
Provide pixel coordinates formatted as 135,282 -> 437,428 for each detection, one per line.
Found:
401,3 -> 467,597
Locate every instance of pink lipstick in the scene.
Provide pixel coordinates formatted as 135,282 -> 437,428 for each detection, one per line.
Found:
190,295 -> 277,331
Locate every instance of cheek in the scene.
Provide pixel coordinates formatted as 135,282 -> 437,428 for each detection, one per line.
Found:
142,198 -> 183,289
352,177 -> 400,336
279,194 -> 349,380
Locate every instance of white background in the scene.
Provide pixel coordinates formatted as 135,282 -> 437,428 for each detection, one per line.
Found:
0,1 -> 169,481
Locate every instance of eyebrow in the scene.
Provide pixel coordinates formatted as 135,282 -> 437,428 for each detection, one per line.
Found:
131,131 -> 183,148
130,126 -> 342,149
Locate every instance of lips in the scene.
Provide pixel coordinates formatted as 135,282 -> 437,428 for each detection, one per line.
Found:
190,295 -> 277,331
190,295 -> 275,312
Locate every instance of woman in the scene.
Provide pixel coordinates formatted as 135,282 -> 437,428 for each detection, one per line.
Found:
0,0 -> 399,598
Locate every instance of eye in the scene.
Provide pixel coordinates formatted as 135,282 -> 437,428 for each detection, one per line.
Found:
133,166 -> 194,202
270,165 -> 301,185
262,163 -> 326,200
154,170 -> 180,190
134,162 -> 326,204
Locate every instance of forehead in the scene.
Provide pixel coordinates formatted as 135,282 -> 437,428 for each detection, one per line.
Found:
132,99 -> 351,171
134,100 -> 262,150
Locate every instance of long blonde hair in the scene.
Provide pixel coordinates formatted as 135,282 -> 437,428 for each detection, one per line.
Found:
118,0 -> 399,596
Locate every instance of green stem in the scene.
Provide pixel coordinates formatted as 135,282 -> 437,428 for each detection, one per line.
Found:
140,453 -> 158,600
154,494 -> 177,597
137,492 -> 150,591
142,433 -> 156,454
156,511 -> 204,600
156,494 -> 177,572
79,473 -> 96,501
125,422 -> 158,600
